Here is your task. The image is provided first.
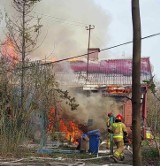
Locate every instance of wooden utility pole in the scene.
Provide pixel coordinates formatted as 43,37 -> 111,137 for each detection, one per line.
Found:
132,0 -> 142,165
85,25 -> 95,83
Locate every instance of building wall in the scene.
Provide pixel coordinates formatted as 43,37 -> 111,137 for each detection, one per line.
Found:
122,89 -> 147,139
123,99 -> 132,128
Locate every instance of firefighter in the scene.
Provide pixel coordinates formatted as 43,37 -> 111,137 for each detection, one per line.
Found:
108,114 -> 128,162
106,112 -> 115,128
106,112 -> 115,149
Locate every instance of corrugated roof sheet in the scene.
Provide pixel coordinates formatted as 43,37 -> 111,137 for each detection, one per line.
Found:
54,57 -> 152,85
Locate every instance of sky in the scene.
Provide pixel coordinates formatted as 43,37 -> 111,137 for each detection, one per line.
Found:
0,0 -> 159,129
94,0 -> 160,80
0,0 -> 160,80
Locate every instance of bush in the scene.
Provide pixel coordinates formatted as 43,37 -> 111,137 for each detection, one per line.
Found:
142,147 -> 159,158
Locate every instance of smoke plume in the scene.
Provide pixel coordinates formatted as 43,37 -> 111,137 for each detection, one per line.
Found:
0,0 -> 110,60
1,0 -> 119,134
60,88 -> 123,134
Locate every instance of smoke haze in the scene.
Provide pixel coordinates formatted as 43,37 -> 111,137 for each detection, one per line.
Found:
0,0 -> 122,134
61,89 -> 123,133
0,0 -> 110,60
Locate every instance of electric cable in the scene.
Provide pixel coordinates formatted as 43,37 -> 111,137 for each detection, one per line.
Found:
1,32 -> 160,72
32,12 -> 87,27
37,32 -> 160,66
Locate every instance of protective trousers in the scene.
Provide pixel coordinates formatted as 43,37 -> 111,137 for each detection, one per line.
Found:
113,139 -> 124,160
106,131 -> 111,149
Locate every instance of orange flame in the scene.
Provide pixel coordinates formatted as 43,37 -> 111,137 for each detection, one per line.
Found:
47,107 -> 82,144
106,85 -> 132,94
68,57 -> 80,62
1,37 -> 19,63
47,107 -> 56,132
59,120 -> 82,144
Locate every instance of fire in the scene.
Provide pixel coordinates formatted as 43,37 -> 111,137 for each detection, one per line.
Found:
59,119 -> 83,144
47,107 -> 82,144
68,57 -> 79,62
47,107 -> 56,132
51,57 -> 57,62
1,37 -> 19,63
106,85 -> 132,94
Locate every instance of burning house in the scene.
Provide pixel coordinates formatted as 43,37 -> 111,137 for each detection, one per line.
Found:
0,37 -> 153,144
53,48 -> 152,139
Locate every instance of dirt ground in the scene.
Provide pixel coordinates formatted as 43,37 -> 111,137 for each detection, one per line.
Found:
0,158 -> 132,166
0,148 -> 133,166
0,144 -> 159,166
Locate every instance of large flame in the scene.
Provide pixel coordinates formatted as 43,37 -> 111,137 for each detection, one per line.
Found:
59,119 -> 83,144
47,107 -> 82,144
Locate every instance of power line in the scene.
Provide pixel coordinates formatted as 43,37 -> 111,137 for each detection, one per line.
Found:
31,12 -> 106,44
101,32 -> 160,52
4,32 -> 160,72
32,12 -> 87,27
40,32 -> 160,66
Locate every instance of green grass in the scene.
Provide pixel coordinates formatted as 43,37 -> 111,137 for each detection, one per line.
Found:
142,147 -> 159,158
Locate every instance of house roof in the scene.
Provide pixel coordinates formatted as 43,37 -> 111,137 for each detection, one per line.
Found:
54,57 -> 152,86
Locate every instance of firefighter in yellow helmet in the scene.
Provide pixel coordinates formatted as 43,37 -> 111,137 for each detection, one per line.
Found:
108,114 -> 128,162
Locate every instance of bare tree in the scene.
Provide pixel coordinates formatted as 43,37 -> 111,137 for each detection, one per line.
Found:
132,0 -> 142,165
5,0 -> 42,110
0,0 -> 79,153
146,81 -> 160,156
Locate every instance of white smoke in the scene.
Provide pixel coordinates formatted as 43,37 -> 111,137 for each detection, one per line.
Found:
0,0 -> 110,60
61,88 -> 123,134
34,0 -> 110,60
1,0 -> 120,134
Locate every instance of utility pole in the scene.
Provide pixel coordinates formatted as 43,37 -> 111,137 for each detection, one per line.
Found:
85,25 -> 95,83
132,0 -> 142,165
